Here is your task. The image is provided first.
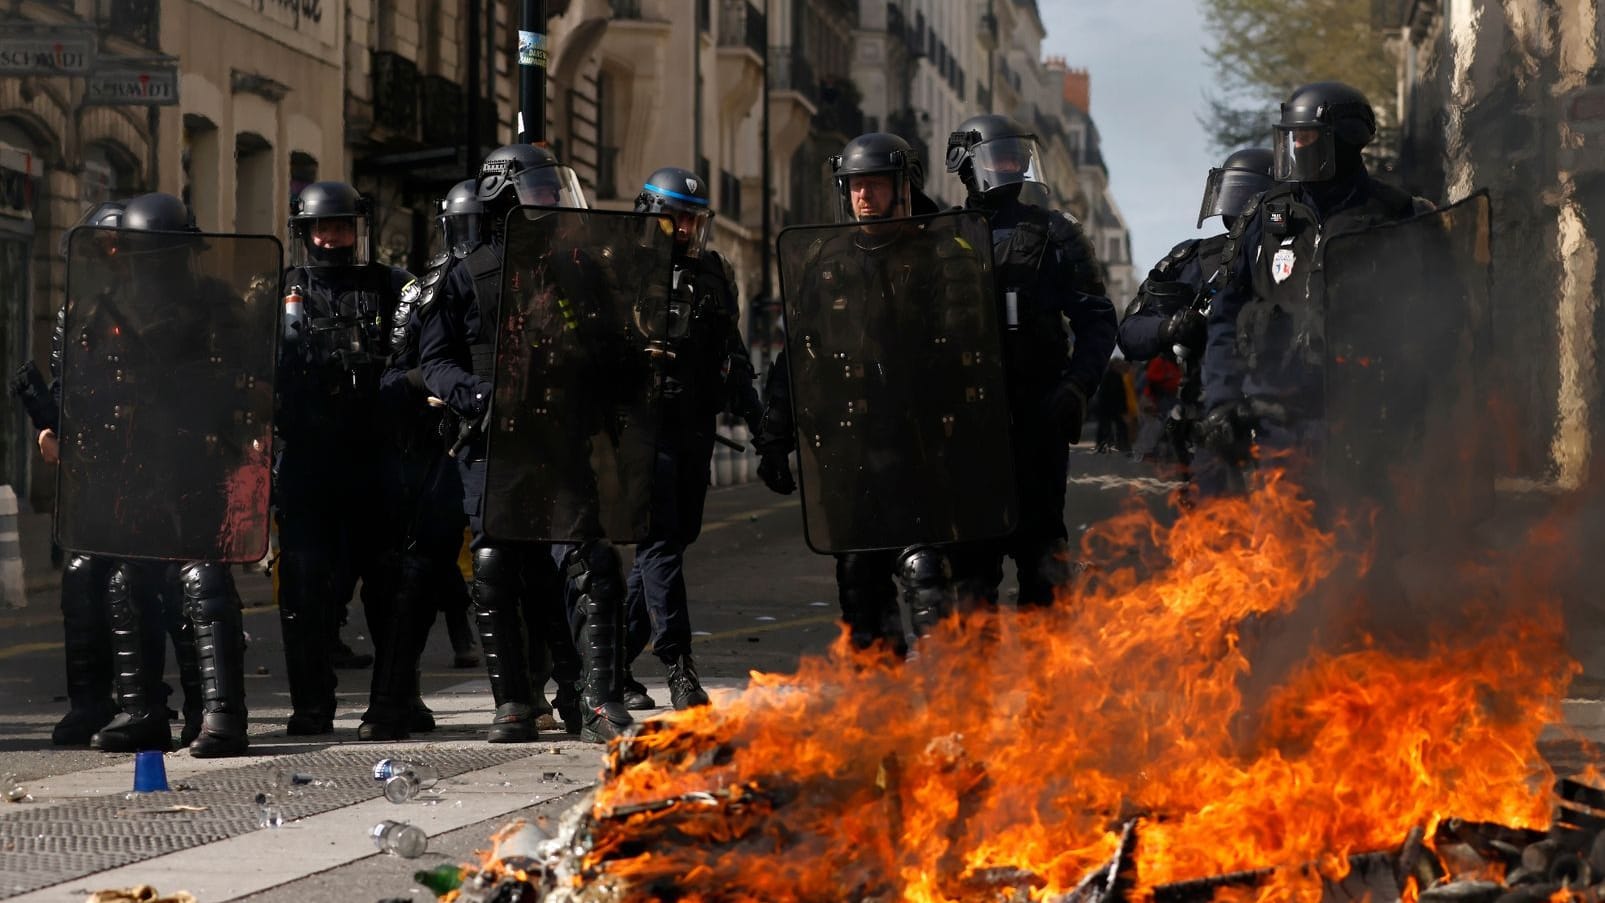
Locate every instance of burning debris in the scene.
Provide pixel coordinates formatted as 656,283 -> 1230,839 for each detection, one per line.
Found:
416,475 -> 1592,903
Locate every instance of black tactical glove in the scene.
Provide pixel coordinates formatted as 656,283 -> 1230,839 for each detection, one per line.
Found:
1044,381 -> 1088,445
404,367 -> 427,393
1200,404 -> 1252,464
1160,308 -> 1207,354
756,449 -> 796,495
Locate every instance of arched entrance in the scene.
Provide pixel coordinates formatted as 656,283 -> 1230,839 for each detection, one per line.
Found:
0,116 -> 47,497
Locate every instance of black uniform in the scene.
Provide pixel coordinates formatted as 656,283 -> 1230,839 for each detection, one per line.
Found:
1201,174 -> 1432,472
947,202 -> 1116,608
415,237 -> 594,741
62,257 -> 258,757
760,221 -> 993,652
274,261 -> 411,733
41,303 -> 205,748
625,250 -> 759,676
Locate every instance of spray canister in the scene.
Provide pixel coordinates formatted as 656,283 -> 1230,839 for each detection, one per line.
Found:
284,284 -> 306,343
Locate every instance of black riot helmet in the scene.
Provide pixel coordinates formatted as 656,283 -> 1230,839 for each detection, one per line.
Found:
60,200 -> 125,260
1271,82 -> 1377,183
477,143 -> 587,215
635,166 -> 714,260
829,132 -> 921,223
115,192 -> 204,286
288,181 -> 373,268
945,114 -> 1046,207
438,179 -> 486,259
1197,147 -> 1275,229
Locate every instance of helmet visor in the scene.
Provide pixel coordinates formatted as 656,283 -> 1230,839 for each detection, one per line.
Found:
833,171 -> 912,224
441,213 -> 483,259
969,137 -> 1045,194
289,215 -> 371,268
512,165 -> 588,209
1197,165 -> 1277,227
1272,125 -> 1337,183
651,208 -> 714,259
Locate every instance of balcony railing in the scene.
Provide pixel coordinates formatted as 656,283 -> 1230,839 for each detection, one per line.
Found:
769,46 -> 818,105
718,0 -> 766,57
814,75 -> 864,140
372,51 -> 420,137
98,0 -> 159,48
612,0 -> 655,20
420,76 -> 463,147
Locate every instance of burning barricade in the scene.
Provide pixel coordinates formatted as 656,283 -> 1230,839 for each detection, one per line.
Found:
416,473 -> 1596,903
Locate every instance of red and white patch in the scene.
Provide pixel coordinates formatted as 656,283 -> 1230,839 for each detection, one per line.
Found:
1271,247 -> 1297,283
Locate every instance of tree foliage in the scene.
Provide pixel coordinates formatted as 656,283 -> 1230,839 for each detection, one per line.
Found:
1198,0 -> 1396,152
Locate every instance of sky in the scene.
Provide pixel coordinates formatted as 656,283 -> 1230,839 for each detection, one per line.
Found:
1038,0 -> 1219,272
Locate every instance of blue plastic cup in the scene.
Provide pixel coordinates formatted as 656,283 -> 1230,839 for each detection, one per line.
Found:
132,750 -> 169,793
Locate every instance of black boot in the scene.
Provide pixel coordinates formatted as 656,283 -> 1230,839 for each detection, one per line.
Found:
92,564 -> 172,753
53,555 -> 117,746
360,556 -> 436,741
621,668 -> 657,710
566,543 -> 633,744
277,548 -> 337,736
665,654 -> 710,710
837,554 -> 908,660
182,564 -> 250,758
473,546 -> 538,743
540,593 -> 584,734
166,598 -> 205,748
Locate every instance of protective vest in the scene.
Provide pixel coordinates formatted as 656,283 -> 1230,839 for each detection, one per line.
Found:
991,206 -> 1101,391
1232,180 -> 1419,379
670,251 -> 739,422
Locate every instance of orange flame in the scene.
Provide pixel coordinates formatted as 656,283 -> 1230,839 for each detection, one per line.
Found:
587,471 -> 1577,902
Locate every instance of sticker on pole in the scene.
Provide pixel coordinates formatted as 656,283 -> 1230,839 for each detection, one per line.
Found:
518,30 -> 548,68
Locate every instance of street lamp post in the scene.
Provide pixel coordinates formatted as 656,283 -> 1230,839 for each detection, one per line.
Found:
519,0 -> 547,144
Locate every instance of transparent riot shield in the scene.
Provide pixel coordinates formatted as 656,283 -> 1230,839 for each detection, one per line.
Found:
1320,191 -> 1493,524
481,207 -> 675,543
57,227 -> 281,562
776,209 -> 1016,554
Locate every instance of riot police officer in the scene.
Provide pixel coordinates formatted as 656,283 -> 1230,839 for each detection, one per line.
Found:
1119,148 -> 1274,362
1119,148 -> 1273,481
756,132 -> 994,654
620,167 -> 762,709
941,115 -> 1118,610
415,145 -> 613,742
58,192 -> 258,757
1200,83 -> 1434,483
20,201 -> 204,748
276,181 -> 415,736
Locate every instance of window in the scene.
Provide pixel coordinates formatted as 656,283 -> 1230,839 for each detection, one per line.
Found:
289,152 -> 318,208
234,132 -> 274,235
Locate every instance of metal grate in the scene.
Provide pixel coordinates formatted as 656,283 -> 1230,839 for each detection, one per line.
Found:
0,747 -> 533,899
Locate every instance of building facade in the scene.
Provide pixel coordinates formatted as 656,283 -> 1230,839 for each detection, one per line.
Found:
1386,0 -> 1605,491
0,0 -> 1137,506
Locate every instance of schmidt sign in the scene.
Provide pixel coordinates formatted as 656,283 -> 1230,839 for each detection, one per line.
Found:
0,28 -> 95,76
85,68 -> 180,106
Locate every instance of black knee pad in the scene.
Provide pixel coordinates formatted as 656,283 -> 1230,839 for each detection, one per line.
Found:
895,545 -> 952,633
472,545 -> 519,588
105,564 -> 140,630
563,541 -> 621,598
180,563 -> 237,622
